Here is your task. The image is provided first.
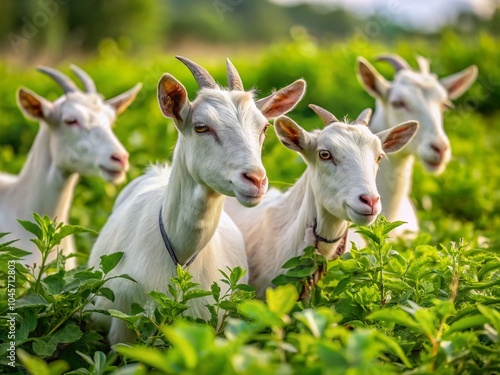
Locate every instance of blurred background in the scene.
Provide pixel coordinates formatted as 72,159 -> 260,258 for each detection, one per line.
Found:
0,0 -> 499,261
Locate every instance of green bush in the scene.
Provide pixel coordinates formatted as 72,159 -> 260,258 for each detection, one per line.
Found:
1,216 -> 499,374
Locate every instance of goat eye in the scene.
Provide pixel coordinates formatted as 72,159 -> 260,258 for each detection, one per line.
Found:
194,124 -> 209,133
376,154 -> 384,164
262,123 -> 270,134
391,100 -> 406,110
319,150 -> 331,160
64,118 -> 79,126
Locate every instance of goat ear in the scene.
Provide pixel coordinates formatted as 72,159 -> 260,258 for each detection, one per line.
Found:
157,74 -> 190,125
106,83 -> 142,116
357,57 -> 390,99
256,79 -> 306,119
17,88 -> 54,122
376,121 -> 419,154
274,115 -> 311,152
440,65 -> 477,100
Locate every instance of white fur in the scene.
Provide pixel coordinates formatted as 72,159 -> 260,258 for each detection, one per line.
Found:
357,55 -> 477,236
87,58 -> 306,344
0,67 -> 140,269
225,109 -> 417,299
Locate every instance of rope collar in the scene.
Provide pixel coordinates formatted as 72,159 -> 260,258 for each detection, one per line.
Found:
312,218 -> 345,245
159,208 -> 197,267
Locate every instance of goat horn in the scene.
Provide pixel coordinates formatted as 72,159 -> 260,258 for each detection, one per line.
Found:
376,54 -> 412,72
226,58 -> 244,91
175,56 -> 217,89
309,104 -> 339,126
416,55 -> 431,74
37,66 -> 79,93
353,108 -> 372,126
70,64 -> 97,93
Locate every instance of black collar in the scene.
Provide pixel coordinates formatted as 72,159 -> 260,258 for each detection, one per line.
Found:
159,208 -> 197,267
312,218 -> 345,245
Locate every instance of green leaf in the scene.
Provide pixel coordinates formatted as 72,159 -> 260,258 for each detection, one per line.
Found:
447,314 -> 489,335
0,244 -> 31,259
382,220 -> 406,235
162,322 -> 215,370
52,324 -> 83,344
113,274 -> 136,283
99,287 -> 116,302
32,338 -> 58,358
413,309 -> 438,338
239,300 -> 283,328
338,259 -> 362,274
16,294 -> 49,309
266,284 -> 298,317
114,345 -> 174,373
75,350 -> 94,366
317,341 -> 348,369
229,266 -> 246,286
224,318 -> 258,342
476,262 -> 500,279
17,310 -> 38,341
375,332 -> 413,368
271,274 -> 294,287
73,270 -> 103,280
100,252 -> 124,274
235,284 -> 255,292
168,283 -> 179,301
368,309 -> 421,332
108,310 -> 142,324
333,277 -> 352,295
294,308 -> 330,338
55,224 -> 97,241
285,264 -> 316,278
355,226 -> 380,245
42,272 -> 65,295
183,289 -> 212,302
17,219 -> 42,239
281,256 -> 302,269
478,305 -> 500,334
211,282 -> 221,301
19,349 -> 67,375
93,351 -> 107,373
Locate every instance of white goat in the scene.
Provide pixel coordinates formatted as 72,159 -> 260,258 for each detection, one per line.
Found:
0,66 -> 141,270
225,105 -> 418,299
357,54 -> 477,235
87,57 -> 306,344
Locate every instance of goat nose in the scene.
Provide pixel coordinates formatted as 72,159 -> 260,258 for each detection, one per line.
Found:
242,170 -> 267,190
430,143 -> 448,155
359,194 -> 380,210
110,153 -> 129,168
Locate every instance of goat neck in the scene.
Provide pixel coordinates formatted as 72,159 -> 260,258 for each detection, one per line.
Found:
15,123 -> 78,223
370,102 -> 415,222
283,169 -> 348,260
159,138 -> 226,266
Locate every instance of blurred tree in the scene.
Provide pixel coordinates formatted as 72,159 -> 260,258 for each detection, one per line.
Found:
0,0 -> 166,56
0,0 -> 498,57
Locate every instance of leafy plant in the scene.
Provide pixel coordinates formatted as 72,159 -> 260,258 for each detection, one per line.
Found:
3,216 -> 500,374
109,265 -> 254,346
0,215 -> 133,370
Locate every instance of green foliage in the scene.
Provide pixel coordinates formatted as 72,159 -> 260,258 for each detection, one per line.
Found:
108,265 -> 252,346
3,216 -> 500,373
0,215 -> 132,370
